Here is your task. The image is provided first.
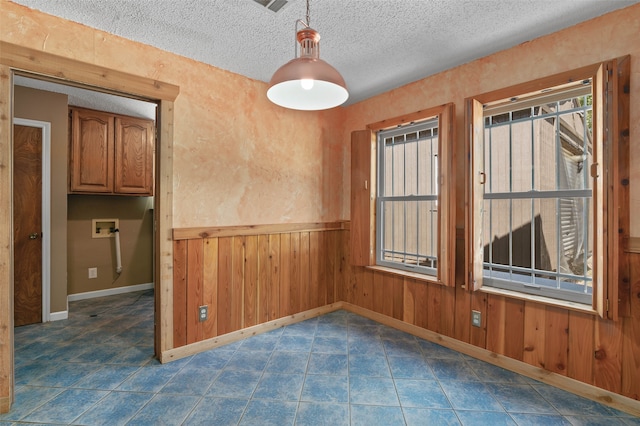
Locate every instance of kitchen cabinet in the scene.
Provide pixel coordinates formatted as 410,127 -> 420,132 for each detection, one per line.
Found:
69,107 -> 154,195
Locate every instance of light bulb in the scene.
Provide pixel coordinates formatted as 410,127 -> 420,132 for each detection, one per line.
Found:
300,79 -> 314,90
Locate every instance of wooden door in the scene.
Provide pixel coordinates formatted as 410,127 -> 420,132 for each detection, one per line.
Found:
14,124 -> 43,326
114,115 -> 155,195
69,107 -> 114,193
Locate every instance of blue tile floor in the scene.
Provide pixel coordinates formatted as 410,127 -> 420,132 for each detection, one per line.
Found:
2,290 -> 639,425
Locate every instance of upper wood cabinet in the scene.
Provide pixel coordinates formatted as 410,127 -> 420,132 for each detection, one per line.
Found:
69,108 -> 113,193
69,107 -> 154,196
114,115 -> 155,195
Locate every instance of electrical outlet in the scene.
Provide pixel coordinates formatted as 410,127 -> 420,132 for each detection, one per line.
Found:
88,267 -> 98,279
198,305 -> 208,322
471,310 -> 482,327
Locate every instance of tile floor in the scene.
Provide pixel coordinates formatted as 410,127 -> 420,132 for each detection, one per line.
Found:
1,290 -> 638,425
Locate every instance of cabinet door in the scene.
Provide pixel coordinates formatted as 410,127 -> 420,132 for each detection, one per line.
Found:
114,116 -> 155,195
69,108 -> 114,193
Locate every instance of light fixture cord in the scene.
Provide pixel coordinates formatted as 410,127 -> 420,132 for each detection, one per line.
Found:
294,0 -> 312,58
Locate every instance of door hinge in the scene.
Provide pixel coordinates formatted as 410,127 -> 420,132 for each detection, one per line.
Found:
606,298 -> 610,313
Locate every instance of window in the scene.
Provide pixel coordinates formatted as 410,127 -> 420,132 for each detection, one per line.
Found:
377,119 -> 440,275
466,58 -> 629,318
351,104 -> 455,286
482,82 -> 593,304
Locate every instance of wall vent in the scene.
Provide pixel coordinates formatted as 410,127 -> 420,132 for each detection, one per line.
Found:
252,0 -> 295,13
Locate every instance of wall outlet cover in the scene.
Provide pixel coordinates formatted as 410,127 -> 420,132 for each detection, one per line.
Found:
198,305 -> 208,322
471,310 -> 482,327
88,267 -> 98,279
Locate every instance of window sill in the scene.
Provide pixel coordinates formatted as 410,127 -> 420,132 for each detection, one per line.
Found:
365,265 -> 446,286
477,285 -> 597,315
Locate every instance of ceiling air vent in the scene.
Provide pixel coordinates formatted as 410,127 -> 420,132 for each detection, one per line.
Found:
252,0 -> 294,13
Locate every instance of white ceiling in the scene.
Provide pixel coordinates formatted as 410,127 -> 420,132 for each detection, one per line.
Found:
10,0 -> 640,106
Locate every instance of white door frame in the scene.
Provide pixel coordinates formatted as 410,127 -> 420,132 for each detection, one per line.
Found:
14,118 -> 51,323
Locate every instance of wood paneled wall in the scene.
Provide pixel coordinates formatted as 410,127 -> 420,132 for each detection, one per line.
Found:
173,223 -> 639,402
345,247 -> 640,401
172,224 -> 347,346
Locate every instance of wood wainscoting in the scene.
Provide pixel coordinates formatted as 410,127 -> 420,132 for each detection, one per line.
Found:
171,222 -> 349,347
172,223 -> 640,407
345,243 -> 640,404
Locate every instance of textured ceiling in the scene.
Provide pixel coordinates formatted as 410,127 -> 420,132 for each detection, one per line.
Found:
10,0 -> 640,105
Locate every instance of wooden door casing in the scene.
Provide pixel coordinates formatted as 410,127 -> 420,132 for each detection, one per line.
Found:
13,124 -> 43,326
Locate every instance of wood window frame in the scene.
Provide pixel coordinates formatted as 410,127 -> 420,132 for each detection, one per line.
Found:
351,103 -> 455,287
465,57 -> 630,319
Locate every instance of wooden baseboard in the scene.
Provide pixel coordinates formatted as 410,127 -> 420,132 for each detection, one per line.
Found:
160,302 -> 345,363
0,395 -> 11,414
341,302 -> 640,418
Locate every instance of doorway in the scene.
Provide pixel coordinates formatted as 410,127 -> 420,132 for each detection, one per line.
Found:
13,119 -> 51,326
1,45 -> 178,413
13,77 -> 157,326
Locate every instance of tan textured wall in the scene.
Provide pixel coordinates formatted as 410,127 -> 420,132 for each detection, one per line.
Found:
2,2 -> 638,232
67,195 -> 153,295
13,85 -> 68,313
342,3 -> 640,237
1,0 -> 345,228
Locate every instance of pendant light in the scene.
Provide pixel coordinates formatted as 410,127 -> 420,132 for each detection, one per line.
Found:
267,0 -> 349,110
